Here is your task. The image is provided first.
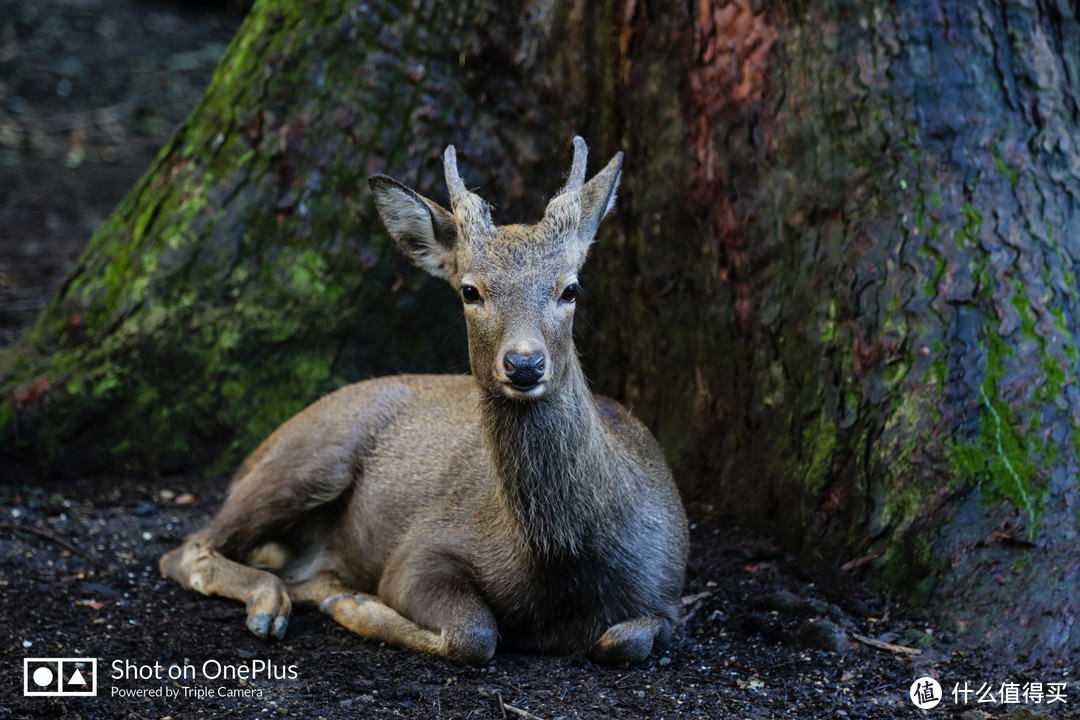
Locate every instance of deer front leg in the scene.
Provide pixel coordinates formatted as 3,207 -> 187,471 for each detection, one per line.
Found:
588,615 -> 674,665
159,539 -> 291,640
320,567 -> 498,666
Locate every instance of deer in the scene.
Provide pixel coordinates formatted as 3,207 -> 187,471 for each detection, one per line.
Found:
159,136 -> 689,665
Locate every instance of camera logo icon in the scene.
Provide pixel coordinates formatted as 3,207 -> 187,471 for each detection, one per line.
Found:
23,658 -> 98,697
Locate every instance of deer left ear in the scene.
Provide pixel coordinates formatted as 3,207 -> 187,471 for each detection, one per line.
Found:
577,151 -> 623,247
369,175 -> 458,280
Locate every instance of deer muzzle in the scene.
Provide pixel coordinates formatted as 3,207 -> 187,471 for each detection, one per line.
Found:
501,350 -> 548,394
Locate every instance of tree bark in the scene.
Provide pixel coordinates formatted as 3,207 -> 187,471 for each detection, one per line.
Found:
2,0 -> 1078,661
589,0 -> 1080,661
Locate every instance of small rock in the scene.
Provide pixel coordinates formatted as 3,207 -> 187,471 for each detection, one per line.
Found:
83,582 -> 119,597
762,590 -> 834,619
799,618 -> 850,655
134,502 -> 158,517
5,95 -> 29,116
762,590 -> 808,613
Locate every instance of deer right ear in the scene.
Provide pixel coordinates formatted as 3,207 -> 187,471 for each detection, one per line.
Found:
369,175 -> 458,280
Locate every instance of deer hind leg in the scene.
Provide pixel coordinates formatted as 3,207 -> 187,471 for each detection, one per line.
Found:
160,538 -> 292,640
587,615 -> 674,665
284,570 -> 443,655
300,565 -> 498,666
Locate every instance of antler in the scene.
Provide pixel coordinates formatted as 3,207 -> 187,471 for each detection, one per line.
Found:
443,145 -> 470,212
443,144 -> 495,241
565,136 -> 588,194
541,136 -> 589,237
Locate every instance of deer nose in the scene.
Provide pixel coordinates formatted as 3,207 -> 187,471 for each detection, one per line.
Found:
503,352 -> 546,390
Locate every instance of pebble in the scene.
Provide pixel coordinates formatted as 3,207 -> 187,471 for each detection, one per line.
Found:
799,618 -> 851,655
134,502 -> 158,517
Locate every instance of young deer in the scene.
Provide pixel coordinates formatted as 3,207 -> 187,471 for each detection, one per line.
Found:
160,137 -> 689,665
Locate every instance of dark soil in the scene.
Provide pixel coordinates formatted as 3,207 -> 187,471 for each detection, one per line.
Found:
2,477 -> 1067,720
0,2 -> 1073,719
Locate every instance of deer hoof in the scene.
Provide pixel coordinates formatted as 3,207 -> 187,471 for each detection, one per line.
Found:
588,617 -> 666,665
246,611 -> 288,640
319,592 -> 366,615
245,585 -> 291,641
444,626 -> 498,666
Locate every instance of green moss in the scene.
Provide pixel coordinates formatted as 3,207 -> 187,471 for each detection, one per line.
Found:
820,299 -> 838,343
872,490 -> 946,608
882,295 -> 903,334
1011,282 -> 1039,344
802,416 -> 838,496
919,243 -> 947,299
946,330 -> 1048,532
957,203 -> 983,249
990,142 -> 1019,189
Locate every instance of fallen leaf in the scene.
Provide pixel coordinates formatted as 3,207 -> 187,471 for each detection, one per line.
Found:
736,675 -> 766,690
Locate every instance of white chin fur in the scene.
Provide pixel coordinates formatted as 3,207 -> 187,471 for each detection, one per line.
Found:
501,382 -> 547,401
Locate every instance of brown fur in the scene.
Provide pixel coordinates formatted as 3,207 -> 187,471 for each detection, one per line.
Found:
160,137 -> 689,665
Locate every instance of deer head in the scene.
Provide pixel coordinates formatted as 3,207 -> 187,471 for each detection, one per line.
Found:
369,137 -> 623,402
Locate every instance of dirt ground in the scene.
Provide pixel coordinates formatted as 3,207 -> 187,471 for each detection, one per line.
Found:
0,477 -> 1066,720
0,2 -> 1073,719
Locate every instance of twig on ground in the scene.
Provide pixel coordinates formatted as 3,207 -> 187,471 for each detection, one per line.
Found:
503,702 -> 545,720
852,632 -> 922,656
840,551 -> 884,571
679,590 -> 715,625
0,522 -> 109,571
495,692 -> 545,720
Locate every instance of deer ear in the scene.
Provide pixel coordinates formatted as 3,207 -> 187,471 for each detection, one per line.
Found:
577,151 -> 623,247
369,175 -> 458,280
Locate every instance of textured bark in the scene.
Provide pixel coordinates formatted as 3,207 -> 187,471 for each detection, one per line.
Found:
2,0 -> 1079,660
586,0 -> 1080,661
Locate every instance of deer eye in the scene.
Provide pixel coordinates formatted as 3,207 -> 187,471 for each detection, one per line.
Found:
559,283 -> 581,303
461,284 -> 482,304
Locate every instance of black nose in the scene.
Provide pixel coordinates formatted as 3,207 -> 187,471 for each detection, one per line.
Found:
503,352 -> 546,389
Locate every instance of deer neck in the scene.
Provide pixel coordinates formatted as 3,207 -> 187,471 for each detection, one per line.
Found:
480,362 -> 616,558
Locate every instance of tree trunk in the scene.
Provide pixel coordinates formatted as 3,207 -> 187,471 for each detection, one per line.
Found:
590,0 -> 1080,661
3,0 -> 1078,661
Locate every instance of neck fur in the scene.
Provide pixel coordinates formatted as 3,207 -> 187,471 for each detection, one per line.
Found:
480,364 -> 614,558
